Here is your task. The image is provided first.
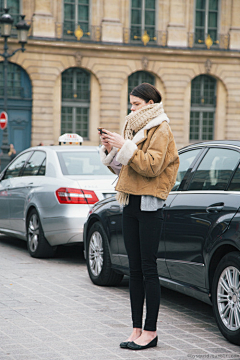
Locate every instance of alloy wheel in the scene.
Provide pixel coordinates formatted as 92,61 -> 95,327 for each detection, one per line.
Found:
28,214 -> 39,253
217,266 -> 240,331
89,231 -> 104,276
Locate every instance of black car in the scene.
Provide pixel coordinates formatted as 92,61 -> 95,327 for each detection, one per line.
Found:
83,140 -> 240,346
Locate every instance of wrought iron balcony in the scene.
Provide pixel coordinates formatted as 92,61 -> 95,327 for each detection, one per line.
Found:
188,32 -> 230,50
55,23 -> 101,42
123,28 -> 167,47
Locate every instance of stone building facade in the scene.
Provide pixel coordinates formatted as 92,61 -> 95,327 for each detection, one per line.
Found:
0,0 -> 240,152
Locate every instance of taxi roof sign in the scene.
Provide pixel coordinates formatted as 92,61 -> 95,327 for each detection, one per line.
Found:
58,133 -> 83,145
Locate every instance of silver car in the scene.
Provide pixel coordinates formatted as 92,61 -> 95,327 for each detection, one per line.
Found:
0,145 -> 117,258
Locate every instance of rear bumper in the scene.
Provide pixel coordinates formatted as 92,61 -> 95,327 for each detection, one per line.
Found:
42,216 -> 86,246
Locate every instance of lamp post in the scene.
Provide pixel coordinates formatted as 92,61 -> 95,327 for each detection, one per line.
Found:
0,8 -> 30,170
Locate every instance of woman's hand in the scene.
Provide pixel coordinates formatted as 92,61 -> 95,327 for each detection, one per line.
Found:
102,130 -> 125,149
98,129 -> 112,153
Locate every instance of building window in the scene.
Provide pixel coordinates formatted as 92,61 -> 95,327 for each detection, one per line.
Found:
0,62 -> 31,99
61,68 -> 90,138
127,71 -> 155,112
63,0 -> 89,39
190,75 -> 216,141
195,0 -> 219,46
131,0 -> 156,43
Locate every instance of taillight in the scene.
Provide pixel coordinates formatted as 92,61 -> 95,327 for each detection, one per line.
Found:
56,187 -> 99,204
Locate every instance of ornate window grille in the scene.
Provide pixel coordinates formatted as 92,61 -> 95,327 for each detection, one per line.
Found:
63,0 -> 90,40
130,0 -> 156,45
61,68 -> 90,139
190,75 -> 216,141
127,71 -> 155,112
195,0 -> 219,47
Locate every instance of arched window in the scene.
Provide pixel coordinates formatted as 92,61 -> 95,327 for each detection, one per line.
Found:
0,62 -> 31,99
127,71 -> 155,112
61,67 -> 90,138
0,62 -> 32,154
190,75 -> 216,141
63,0 -> 90,40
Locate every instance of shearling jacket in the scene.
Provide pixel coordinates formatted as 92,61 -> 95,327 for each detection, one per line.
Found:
100,116 -> 180,201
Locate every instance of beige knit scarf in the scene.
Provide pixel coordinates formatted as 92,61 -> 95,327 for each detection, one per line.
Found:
115,102 -> 165,206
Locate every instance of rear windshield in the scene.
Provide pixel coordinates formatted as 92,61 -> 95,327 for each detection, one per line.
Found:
57,151 -> 113,176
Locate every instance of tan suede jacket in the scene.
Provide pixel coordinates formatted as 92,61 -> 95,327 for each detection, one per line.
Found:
100,118 -> 179,201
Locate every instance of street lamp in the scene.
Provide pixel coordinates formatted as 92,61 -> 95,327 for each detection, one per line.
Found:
0,8 -> 30,170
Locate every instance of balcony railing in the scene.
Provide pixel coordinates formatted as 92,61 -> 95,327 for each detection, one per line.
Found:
123,28 -> 167,47
188,32 -> 230,50
55,23 -> 101,42
14,18 -> 231,52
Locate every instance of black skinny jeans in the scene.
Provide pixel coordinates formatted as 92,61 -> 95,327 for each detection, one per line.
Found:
122,195 -> 163,331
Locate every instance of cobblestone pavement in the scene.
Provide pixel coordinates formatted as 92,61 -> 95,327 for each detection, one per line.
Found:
0,234 -> 240,360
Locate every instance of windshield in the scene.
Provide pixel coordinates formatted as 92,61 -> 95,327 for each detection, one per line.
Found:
57,151 -> 113,176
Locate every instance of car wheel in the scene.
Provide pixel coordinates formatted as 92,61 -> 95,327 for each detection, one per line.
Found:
212,251 -> 240,345
86,222 -> 123,286
27,209 -> 57,258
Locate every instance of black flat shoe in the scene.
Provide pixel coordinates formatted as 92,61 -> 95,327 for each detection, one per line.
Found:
120,341 -> 130,349
127,336 -> 158,350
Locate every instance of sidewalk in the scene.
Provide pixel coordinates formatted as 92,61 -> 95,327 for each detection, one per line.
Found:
0,235 -> 240,360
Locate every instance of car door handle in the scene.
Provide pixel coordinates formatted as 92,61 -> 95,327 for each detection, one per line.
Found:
27,182 -> 33,187
110,205 -> 120,212
206,202 -> 224,213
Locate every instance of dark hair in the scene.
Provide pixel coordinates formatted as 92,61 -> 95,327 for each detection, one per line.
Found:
130,83 -> 162,103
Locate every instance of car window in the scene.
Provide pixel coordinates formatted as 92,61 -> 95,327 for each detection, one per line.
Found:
228,165 -> 240,191
172,149 -> 202,191
188,148 -> 240,191
57,151 -> 112,176
4,152 -> 32,179
38,159 -> 46,176
22,151 -> 46,176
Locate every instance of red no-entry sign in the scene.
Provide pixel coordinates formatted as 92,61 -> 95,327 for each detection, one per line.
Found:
0,111 -> 8,130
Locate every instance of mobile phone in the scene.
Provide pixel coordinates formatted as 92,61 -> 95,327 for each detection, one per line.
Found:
97,127 -> 107,135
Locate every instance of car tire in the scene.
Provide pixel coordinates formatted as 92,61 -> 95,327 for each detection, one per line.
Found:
212,251 -> 240,345
27,209 -> 57,258
86,222 -> 123,286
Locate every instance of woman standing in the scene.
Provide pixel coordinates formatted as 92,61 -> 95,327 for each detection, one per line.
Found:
99,83 -> 179,350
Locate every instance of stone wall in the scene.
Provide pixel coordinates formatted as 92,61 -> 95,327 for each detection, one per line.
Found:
0,0 -> 238,149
